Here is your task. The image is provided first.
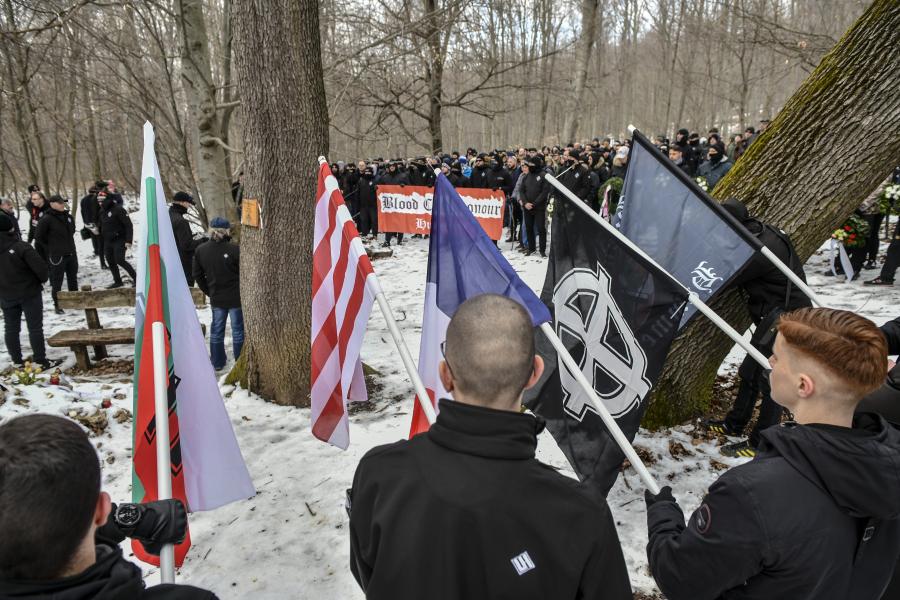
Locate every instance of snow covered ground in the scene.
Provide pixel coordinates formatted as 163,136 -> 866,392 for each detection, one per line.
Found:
1,205 -> 898,599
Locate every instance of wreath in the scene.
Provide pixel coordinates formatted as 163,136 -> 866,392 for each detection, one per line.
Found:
832,214 -> 870,249
599,177 -> 624,214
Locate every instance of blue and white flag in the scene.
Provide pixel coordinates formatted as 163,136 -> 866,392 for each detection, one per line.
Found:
614,131 -> 760,328
409,174 -> 551,435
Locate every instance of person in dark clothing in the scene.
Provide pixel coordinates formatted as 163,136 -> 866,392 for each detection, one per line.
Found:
668,145 -> 691,176
193,217 -> 243,372
519,157 -> 550,257
0,212 -> 49,368
349,294 -> 632,600
81,184 -> 106,268
698,141 -> 732,189
707,198 -> 812,457
0,197 -> 20,240
504,156 -> 522,242
646,308 -> 900,600
35,195 -> 78,314
357,165 -> 379,238
25,191 -> 49,258
0,414 -> 216,600
169,191 -> 204,286
554,149 -> 592,210
105,179 -> 125,206
485,153 -> 511,193
231,171 -> 244,207
378,162 -> 409,247
98,191 -> 135,289
447,161 -> 468,188
865,217 -> 900,286
673,128 -> 696,177
468,153 -> 492,189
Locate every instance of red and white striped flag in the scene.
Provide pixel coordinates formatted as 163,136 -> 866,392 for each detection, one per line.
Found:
311,161 -> 377,449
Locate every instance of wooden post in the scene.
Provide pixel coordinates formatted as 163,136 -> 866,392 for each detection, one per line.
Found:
80,284 -> 108,361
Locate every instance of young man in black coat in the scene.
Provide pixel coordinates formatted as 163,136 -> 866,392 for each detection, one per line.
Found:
0,414 -> 217,600
193,217 -> 243,372
519,156 -> 550,257
81,184 -> 106,268
0,212 -> 50,368
377,162 -> 409,247
707,198 -> 812,457
646,307 -> 900,600
35,195 -> 78,314
356,165 -> 379,239
25,190 -> 49,258
0,197 -> 20,240
98,190 -> 136,289
349,294 -> 632,600
169,191 -> 204,286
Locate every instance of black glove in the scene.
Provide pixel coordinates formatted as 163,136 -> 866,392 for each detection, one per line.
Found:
112,499 -> 188,555
644,485 -> 676,509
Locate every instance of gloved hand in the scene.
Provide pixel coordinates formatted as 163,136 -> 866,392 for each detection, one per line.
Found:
644,485 -> 676,509
113,499 -> 188,555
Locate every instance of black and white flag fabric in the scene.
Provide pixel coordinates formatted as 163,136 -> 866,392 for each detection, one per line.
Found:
613,130 -> 760,329
525,196 -> 688,497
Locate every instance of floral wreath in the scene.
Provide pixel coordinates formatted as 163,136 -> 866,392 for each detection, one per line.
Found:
832,213 -> 870,249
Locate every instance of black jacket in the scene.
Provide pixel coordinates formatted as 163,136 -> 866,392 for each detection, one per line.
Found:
447,172 -> 468,188
647,415 -> 900,600
99,197 -> 133,244
3,209 -> 22,240
377,169 -> 408,186
857,317 -> 900,424
193,238 -> 241,309
0,543 -> 216,600
730,214 -> 811,324
0,230 -> 48,300
169,205 -> 202,280
349,400 -> 632,600
554,163 -> 592,203
25,200 -> 48,242
80,193 -> 99,225
520,171 -> 550,212
485,165 -> 511,193
468,165 -> 491,189
357,175 -> 378,208
34,209 -> 76,259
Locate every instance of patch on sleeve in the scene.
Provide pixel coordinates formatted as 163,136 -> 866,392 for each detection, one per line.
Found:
692,503 -> 712,535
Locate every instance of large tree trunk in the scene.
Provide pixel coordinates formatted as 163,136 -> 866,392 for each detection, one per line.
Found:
423,0 -> 444,153
562,0 -> 599,142
232,0 -> 328,406
178,0 -> 236,227
644,0 -> 900,427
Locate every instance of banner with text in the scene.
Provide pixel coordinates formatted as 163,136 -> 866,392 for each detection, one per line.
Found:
376,185 -> 506,240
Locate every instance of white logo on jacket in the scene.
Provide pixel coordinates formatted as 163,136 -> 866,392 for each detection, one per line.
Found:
511,551 -> 535,576
553,264 -> 650,420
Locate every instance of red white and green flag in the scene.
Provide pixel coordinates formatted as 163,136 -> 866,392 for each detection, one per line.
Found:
132,122 -> 255,566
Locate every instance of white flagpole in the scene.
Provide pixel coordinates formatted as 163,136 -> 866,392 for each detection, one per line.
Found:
545,173 -> 771,370
318,157 -> 436,425
540,322 -> 661,494
626,124 -> 825,308
151,321 -> 176,583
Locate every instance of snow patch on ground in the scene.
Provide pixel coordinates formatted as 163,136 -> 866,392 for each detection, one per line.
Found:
1,208 -> 898,598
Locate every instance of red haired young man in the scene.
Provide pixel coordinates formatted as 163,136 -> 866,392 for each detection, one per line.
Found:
645,308 -> 900,600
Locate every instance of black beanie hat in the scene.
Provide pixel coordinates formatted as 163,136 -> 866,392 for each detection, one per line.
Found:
0,212 -> 14,232
173,191 -> 194,204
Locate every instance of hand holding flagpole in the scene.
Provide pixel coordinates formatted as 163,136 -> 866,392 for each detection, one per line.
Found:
151,322 -> 176,583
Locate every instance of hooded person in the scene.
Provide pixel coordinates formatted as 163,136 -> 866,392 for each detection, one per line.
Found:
519,155 -> 550,257
647,308 -> 900,600
698,141 -> 731,189
168,191 -> 205,286
98,190 -> 136,289
356,164 -> 379,238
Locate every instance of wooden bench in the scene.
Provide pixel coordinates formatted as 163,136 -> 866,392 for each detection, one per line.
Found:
48,285 -> 207,369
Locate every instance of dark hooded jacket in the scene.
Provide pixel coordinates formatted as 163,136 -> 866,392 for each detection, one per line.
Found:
724,199 -> 811,324
647,414 -> 900,600
98,196 -> 132,244
193,237 -> 241,309
168,204 -> 202,282
698,143 -> 732,188
350,400 -> 632,600
0,229 -> 47,300
520,166 -> 550,212
0,543 -> 216,599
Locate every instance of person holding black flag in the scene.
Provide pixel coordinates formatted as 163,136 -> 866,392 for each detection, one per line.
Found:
706,198 -> 812,457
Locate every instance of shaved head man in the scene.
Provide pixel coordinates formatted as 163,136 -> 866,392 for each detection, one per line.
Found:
349,294 -> 632,600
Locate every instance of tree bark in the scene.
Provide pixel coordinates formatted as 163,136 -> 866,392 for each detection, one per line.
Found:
178,0 -> 236,226
563,0 -> 599,142
232,0 -> 328,406
423,0 -> 444,153
644,0 -> 900,427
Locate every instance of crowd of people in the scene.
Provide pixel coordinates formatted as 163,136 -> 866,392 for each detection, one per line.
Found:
0,181 -> 243,373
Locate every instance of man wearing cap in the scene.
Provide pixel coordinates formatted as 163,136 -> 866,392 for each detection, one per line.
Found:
520,156 -> 550,257
0,211 -> 50,368
193,218 -> 243,371
468,154 -> 491,189
99,189 -> 135,289
34,195 -> 78,315
169,191 -> 204,286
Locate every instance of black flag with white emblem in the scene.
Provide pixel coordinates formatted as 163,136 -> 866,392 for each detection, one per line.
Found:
524,195 -> 688,497
613,130 -> 760,329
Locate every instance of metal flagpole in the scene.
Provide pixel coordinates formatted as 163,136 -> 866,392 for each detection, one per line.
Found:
151,322 -> 176,583
626,124 -> 825,308
545,173 -> 771,370
317,157 -> 436,425
541,323 -> 661,494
